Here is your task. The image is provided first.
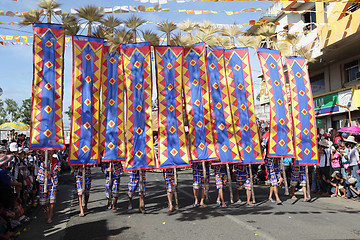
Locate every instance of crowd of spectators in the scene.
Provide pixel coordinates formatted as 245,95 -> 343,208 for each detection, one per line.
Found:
310,130 -> 360,200
0,131 -> 46,239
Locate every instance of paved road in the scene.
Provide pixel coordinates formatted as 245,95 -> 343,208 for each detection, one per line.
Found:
19,167 -> 360,240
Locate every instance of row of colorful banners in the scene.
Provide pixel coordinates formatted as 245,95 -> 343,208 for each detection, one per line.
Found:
0,8 -> 353,18
30,23 -> 319,171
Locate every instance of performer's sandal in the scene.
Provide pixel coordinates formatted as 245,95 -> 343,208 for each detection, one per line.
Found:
192,203 -> 199,207
220,204 -> 227,208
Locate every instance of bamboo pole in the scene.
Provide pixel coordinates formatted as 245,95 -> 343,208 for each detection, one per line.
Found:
202,162 -> 208,201
280,158 -> 289,195
248,164 -> 256,203
174,168 -> 179,209
44,150 -> 48,193
305,166 -> 311,200
225,164 -> 234,204
139,170 -> 145,212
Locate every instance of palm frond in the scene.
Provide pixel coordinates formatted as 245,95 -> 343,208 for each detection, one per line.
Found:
296,46 -> 316,63
178,19 -> 198,36
142,30 -> 159,46
212,35 -> 231,49
92,26 -> 107,39
76,5 -> 104,23
257,25 -> 276,39
157,20 -> 177,34
198,21 -> 219,36
124,15 -> 146,30
221,24 -> 242,38
64,24 -> 80,36
108,28 -> 132,52
19,11 -> 40,25
38,0 -> 60,11
237,36 -> 258,48
61,13 -> 77,28
100,16 -> 122,30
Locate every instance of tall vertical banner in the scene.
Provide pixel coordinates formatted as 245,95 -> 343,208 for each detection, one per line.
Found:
225,48 -> 263,164
257,48 -> 295,158
122,42 -> 155,171
100,44 -> 126,162
206,47 -> 241,164
285,56 -> 318,165
155,46 -> 190,169
30,23 -> 65,150
69,36 -> 103,165
183,43 -> 218,162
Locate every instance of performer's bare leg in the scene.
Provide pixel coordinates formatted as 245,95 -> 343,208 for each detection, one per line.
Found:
193,189 -> 199,205
112,197 -> 118,211
84,193 -> 89,211
48,204 -> 54,223
217,188 -> 226,206
200,188 -> 206,207
167,192 -> 174,211
78,195 -> 84,215
246,190 -> 252,204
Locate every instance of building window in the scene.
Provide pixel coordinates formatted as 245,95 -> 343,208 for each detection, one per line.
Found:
344,60 -> 359,82
303,8 -> 317,31
310,73 -> 325,93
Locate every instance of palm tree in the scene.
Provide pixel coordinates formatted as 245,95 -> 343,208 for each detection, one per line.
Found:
221,24 -> 242,48
64,24 -> 80,36
100,16 -> 122,38
157,20 -> 177,45
76,5 -> 104,36
213,34 -> 231,49
38,0 -> 60,23
19,11 -> 40,25
142,30 -> 159,46
92,26 -> 107,39
198,21 -> 219,36
178,20 -> 198,37
108,28 -> 132,53
196,21 -> 219,47
256,25 -> 276,48
61,13 -> 77,29
123,15 -> 146,43
284,33 -> 301,55
237,36 -> 258,48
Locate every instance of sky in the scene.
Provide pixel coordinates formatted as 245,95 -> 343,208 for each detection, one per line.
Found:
0,0 -> 273,127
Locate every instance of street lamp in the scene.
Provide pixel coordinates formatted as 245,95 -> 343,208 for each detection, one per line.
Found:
336,104 -> 351,126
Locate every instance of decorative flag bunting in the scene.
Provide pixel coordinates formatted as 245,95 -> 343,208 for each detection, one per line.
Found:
69,35 -> 103,165
206,47 -> 241,165
285,56 -> 318,166
257,48 -> 295,158
155,46 -> 190,169
30,23 -> 65,150
225,48 -> 263,164
122,42 -> 155,171
100,43 -> 126,162
183,43 -> 218,162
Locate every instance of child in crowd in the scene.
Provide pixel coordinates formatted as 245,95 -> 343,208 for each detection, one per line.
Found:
330,171 -> 346,198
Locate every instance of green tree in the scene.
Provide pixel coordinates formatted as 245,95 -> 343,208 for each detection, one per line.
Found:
0,100 -> 7,124
64,105 -> 72,122
4,99 -> 20,122
19,98 -> 31,125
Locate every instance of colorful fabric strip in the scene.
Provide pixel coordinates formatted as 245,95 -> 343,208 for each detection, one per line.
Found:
285,56 -> 318,165
257,48 -> 295,158
100,44 -> 126,162
207,47 -> 241,165
122,42 -> 155,171
69,35 -> 103,165
183,43 -> 218,162
225,48 -> 263,164
30,23 -> 65,150
155,46 -> 190,169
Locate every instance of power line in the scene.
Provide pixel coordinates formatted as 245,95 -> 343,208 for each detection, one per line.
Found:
0,26 -> 32,34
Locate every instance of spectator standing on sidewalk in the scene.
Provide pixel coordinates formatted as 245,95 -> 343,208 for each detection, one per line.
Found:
344,136 -> 360,189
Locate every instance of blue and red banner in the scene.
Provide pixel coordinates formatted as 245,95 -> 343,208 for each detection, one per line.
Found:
100,44 -> 126,162
183,43 -> 218,162
225,48 -> 263,164
69,36 -> 103,165
206,47 -> 241,165
257,48 -> 295,158
155,46 -> 190,169
285,56 -> 318,166
30,23 -> 65,150
122,42 -> 155,171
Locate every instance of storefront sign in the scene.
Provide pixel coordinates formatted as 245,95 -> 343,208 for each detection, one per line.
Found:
314,89 -> 353,116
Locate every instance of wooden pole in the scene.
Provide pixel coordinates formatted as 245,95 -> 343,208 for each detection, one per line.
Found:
280,157 -> 289,195
108,163 -> 113,205
225,164 -> 234,204
139,170 -> 145,212
248,164 -> 256,203
202,162 -> 209,201
305,166 -> 311,200
174,168 -> 179,209
44,150 -> 48,193
82,164 -> 85,197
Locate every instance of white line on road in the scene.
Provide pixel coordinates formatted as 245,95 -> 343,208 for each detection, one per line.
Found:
177,188 -> 276,240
